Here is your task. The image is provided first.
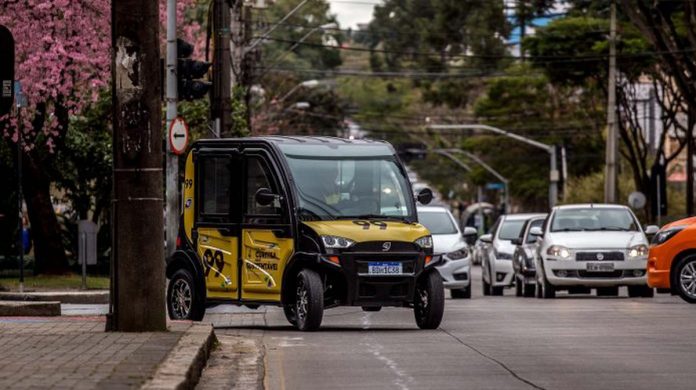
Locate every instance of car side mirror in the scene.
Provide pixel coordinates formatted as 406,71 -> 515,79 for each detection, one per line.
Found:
480,234 -> 493,244
644,225 -> 659,235
416,188 -> 433,205
529,226 -> 544,237
255,187 -> 278,206
462,227 -> 478,237
511,238 -> 522,246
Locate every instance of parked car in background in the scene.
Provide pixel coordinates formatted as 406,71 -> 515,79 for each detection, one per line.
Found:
472,237 -> 486,265
418,206 -> 478,299
533,204 -> 658,299
647,216 -> 696,303
481,214 -> 546,296
512,215 -> 547,297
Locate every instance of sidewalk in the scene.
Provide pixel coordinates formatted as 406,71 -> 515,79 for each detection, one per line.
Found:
0,316 -> 212,389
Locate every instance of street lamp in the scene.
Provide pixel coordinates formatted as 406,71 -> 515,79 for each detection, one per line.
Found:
277,79 -> 320,103
428,124 -> 559,208
262,23 -> 338,73
436,149 -> 510,214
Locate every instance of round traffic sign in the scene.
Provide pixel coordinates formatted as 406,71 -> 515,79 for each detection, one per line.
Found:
169,116 -> 189,155
628,191 -> 647,209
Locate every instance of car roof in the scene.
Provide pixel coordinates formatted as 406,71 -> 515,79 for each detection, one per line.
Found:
554,203 -> 629,210
195,136 -> 388,146
503,213 -> 547,221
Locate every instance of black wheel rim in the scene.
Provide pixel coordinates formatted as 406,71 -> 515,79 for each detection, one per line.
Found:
296,277 -> 309,323
171,279 -> 192,319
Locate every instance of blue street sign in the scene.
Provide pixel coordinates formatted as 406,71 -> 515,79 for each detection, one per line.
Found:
486,182 -> 505,190
14,81 -> 26,108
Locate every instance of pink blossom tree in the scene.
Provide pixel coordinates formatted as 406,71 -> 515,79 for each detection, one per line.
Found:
0,0 -> 200,274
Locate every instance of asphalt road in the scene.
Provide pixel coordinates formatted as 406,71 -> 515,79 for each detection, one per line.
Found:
200,266 -> 696,390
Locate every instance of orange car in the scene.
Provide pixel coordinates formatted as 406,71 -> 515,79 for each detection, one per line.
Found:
648,216 -> 696,303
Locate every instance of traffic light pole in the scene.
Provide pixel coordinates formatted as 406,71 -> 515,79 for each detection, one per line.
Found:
211,0 -> 232,137
165,0 -> 178,258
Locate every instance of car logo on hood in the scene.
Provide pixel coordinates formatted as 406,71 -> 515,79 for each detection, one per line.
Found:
596,253 -> 604,261
382,242 -> 391,251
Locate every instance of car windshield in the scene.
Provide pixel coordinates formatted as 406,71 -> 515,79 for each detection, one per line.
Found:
550,208 -> 639,232
283,153 -> 415,222
498,219 -> 526,240
418,211 -> 458,235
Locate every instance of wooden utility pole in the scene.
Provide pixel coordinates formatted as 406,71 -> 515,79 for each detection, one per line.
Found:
604,0 -> 618,204
211,0 -> 232,137
109,0 -> 167,332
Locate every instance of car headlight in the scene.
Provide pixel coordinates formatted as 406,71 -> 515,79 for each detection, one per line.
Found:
628,244 -> 649,258
446,247 -> 469,260
547,245 -> 571,259
321,235 -> 355,249
414,236 -> 433,249
652,226 -> 686,245
494,250 -> 512,260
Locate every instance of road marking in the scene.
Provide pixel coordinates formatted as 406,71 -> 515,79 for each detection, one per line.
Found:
361,312 -> 414,390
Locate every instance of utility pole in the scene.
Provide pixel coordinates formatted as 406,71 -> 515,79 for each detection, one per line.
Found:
165,0 -> 178,258
604,0 -> 618,204
211,0 -> 232,138
110,0 -> 167,331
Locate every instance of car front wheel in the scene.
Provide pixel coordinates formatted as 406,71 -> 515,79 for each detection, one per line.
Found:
674,255 -> 696,303
295,269 -> 324,331
414,271 -> 445,329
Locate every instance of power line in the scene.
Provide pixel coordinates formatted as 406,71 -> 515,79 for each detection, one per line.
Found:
260,36 -> 696,63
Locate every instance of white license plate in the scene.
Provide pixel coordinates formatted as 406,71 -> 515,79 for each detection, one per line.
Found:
586,262 -> 614,272
368,262 -> 402,275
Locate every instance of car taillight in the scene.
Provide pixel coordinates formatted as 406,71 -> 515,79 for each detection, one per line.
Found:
176,236 -> 181,249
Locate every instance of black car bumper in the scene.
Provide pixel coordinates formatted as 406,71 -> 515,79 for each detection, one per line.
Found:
322,251 -> 438,307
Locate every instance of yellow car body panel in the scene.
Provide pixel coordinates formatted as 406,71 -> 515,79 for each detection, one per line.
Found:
302,220 -> 430,243
240,229 -> 294,302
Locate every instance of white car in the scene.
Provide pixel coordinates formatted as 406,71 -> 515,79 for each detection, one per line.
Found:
480,214 -> 546,296
532,204 -> 659,298
418,206 -> 477,299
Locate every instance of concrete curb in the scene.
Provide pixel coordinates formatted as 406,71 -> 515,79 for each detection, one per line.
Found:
142,323 -> 218,390
0,301 -> 61,316
0,290 -> 109,304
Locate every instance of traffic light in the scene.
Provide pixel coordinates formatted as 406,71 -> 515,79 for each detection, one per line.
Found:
177,39 -> 211,101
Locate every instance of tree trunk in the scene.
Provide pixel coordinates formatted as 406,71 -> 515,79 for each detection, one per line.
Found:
22,150 -> 70,274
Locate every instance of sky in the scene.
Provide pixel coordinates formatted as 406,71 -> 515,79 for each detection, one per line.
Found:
328,0 -> 381,29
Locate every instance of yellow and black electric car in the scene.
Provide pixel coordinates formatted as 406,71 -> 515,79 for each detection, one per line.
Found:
166,136 -> 444,330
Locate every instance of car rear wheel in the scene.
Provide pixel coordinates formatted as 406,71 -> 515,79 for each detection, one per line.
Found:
482,277 -> 491,296
515,276 -> 523,297
674,256 -> 696,303
167,268 -> 205,321
451,286 -> 471,299
414,271 -> 445,329
295,269 -> 324,331
362,306 -> 382,312
523,282 -> 536,297
628,285 -> 654,298
596,287 -> 619,297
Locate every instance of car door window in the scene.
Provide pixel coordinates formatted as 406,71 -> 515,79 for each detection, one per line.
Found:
245,156 -> 282,218
199,156 -> 231,222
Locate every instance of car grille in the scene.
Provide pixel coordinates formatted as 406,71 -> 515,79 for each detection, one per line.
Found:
349,241 -> 419,252
575,251 -> 625,261
577,270 -> 624,278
